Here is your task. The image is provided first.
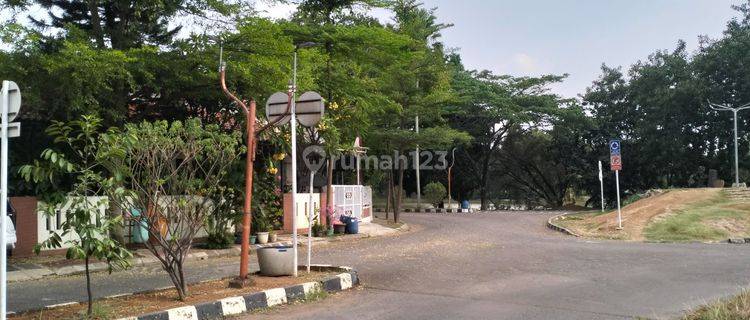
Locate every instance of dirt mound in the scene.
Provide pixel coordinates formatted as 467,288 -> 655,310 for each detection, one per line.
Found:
573,188 -> 721,241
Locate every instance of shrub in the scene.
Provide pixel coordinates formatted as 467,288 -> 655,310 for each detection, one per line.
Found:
424,182 -> 447,207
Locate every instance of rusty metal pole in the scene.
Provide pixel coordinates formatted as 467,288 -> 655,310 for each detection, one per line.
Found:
220,61 -> 256,287
237,100 -> 257,283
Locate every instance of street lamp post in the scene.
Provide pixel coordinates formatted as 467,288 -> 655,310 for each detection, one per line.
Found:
219,47 -> 291,287
708,101 -> 750,188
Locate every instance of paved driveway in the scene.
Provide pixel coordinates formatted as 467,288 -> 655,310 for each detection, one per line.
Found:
249,212 -> 750,320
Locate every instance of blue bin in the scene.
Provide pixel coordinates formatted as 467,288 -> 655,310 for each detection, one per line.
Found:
339,216 -> 359,234
346,219 -> 359,234
461,200 -> 470,209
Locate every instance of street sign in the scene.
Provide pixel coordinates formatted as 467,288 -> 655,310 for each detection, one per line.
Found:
609,139 -> 621,155
265,91 -> 291,125
265,91 -> 324,127
609,139 -> 622,171
296,91 -> 324,127
2,82 -> 20,122
610,154 -> 622,171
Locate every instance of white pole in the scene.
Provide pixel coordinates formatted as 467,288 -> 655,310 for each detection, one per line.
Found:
356,153 -> 360,185
615,170 -> 622,229
733,110 -> 740,187
415,116 -> 420,210
0,81 -> 8,320
599,160 -> 604,212
307,170 -> 315,273
291,52 -> 298,277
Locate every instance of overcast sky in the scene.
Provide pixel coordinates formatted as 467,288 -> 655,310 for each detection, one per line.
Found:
259,0 -> 743,99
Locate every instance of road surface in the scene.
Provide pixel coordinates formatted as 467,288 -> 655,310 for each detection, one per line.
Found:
9,212 -> 750,319
249,212 -> 750,320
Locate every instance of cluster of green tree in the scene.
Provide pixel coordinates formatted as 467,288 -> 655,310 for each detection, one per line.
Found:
3,0 -> 750,215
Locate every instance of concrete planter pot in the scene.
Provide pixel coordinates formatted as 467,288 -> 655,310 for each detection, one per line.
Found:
257,232 -> 269,244
269,232 -> 278,243
257,246 -> 294,276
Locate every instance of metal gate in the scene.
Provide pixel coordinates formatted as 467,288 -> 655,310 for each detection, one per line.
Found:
332,185 -> 372,222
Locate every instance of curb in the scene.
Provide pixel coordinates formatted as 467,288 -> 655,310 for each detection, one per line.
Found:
112,265 -> 358,320
8,242 -> 297,283
546,212 -> 581,237
378,208 -> 473,214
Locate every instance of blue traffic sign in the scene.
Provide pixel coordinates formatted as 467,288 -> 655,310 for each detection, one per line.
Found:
609,140 -> 621,156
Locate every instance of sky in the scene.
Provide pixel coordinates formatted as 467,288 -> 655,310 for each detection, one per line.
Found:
257,0 -> 744,99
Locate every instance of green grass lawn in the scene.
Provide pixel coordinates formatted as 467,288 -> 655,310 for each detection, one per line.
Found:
643,192 -> 750,242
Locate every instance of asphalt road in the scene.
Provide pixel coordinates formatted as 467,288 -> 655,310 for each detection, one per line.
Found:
9,212 -> 750,319
251,212 -> 750,320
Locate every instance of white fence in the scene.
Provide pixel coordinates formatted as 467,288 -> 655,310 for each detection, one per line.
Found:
295,193 -> 321,229
36,196 -> 214,251
37,196 -> 109,251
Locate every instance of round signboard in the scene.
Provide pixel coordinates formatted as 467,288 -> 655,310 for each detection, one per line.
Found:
296,91 -> 324,127
265,91 -> 291,126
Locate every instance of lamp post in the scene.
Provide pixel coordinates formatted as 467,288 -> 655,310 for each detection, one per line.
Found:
709,101 -> 750,188
220,48 -> 291,287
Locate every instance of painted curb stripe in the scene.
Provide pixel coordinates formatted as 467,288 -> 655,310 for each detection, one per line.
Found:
194,301 -> 222,320
243,291 -> 267,310
113,266 -> 355,320
219,296 -> 247,315
301,281 -> 322,294
167,306 -> 197,320
138,312 -> 169,320
337,273 -> 353,290
322,276 -> 343,292
264,287 -> 288,306
284,284 -> 306,301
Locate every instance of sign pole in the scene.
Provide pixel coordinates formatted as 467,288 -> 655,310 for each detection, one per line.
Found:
615,170 -> 622,229
291,51 -> 298,277
415,116 -> 420,210
0,81 -> 8,320
307,170 -> 315,273
609,139 -> 623,229
598,161 -> 604,212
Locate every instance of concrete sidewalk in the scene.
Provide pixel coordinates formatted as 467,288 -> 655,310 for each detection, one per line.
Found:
7,220 -> 405,283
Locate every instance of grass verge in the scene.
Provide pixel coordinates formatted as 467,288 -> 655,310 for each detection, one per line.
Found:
644,192 -> 750,242
681,289 -> 750,320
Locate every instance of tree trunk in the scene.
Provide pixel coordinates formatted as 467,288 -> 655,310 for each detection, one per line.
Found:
395,164 -> 405,223
87,0 -> 105,49
385,170 -> 392,220
479,153 -> 491,210
325,157 -> 333,227
85,254 -> 92,315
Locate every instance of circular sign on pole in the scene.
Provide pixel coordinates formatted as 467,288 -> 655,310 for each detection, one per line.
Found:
3,81 -> 21,122
296,91 -> 324,127
265,91 -> 291,126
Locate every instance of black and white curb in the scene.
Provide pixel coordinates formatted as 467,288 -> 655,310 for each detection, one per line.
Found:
115,265 -> 358,320
546,212 -> 580,237
376,208 -> 473,214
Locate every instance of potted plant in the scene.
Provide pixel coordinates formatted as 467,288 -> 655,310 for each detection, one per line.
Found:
311,222 -> 324,237
250,234 -> 257,244
268,228 -> 278,242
